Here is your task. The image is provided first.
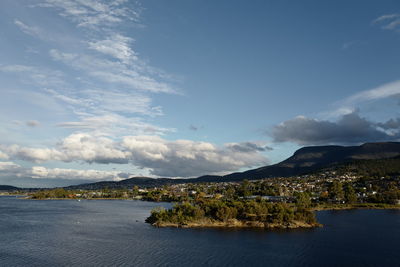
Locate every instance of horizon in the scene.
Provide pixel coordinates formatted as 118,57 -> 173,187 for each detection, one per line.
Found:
3,140 -> 400,189
1,0 -> 400,187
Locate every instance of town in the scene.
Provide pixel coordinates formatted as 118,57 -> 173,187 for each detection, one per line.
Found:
26,167 -> 400,209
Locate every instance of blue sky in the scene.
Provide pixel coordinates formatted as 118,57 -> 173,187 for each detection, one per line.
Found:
1,0 -> 400,187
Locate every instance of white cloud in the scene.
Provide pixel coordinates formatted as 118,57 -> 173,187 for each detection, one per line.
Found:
57,133 -> 131,164
14,19 -> 79,44
121,136 -> 269,177
56,114 -> 172,137
14,19 -> 43,37
88,34 -> 137,63
0,60 -> 170,136
273,79 -> 400,145
0,161 -> 127,181
0,64 -> 66,87
0,161 -> 20,171
4,1 -> 179,141
26,120 -> 40,127
45,87 -> 163,117
1,134 -> 129,164
0,64 -> 35,73
0,151 -> 9,160
2,134 -> 269,178
0,0 -> 214,183
341,40 -> 365,51
322,80 -> 400,118
373,14 -> 400,23
30,166 -> 125,181
4,145 -> 63,163
373,14 -> 400,31
49,49 -> 175,93
344,80 -> 400,104
0,61 -> 170,137
0,88 -> 67,116
37,0 -> 140,29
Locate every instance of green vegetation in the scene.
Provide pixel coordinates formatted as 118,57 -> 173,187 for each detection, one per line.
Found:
334,157 -> 400,178
146,198 -> 318,229
31,188 -> 71,199
314,202 -> 400,210
27,156 -> 400,230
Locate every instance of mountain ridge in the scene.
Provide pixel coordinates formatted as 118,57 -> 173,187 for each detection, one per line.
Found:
65,141 -> 400,189
2,142 -> 399,190
223,141 -> 400,181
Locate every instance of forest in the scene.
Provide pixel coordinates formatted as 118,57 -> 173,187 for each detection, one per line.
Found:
145,194 -> 319,229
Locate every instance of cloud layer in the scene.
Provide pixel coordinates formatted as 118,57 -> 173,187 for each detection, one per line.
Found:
272,112 -> 400,145
0,161 -> 128,182
0,0 -> 272,184
373,14 -> 400,31
37,0 -> 140,29
3,0 -> 177,139
1,134 -> 268,178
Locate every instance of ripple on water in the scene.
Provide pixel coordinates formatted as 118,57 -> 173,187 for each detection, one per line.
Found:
0,197 -> 399,267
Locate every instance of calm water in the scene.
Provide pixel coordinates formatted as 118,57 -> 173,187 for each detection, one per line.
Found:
0,196 -> 399,267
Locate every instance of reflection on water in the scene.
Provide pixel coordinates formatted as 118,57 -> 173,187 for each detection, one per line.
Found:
0,196 -> 399,266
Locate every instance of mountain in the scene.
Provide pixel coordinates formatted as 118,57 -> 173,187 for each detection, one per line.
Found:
67,142 -> 400,189
223,142 -> 400,181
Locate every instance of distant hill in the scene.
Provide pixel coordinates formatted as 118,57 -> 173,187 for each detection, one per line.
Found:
67,142 -> 400,189
0,185 -> 20,191
66,175 -> 224,190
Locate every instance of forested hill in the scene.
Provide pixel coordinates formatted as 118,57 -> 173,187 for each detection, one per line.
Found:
223,142 -> 400,181
66,142 -> 400,190
0,185 -> 20,191
323,156 -> 400,178
65,176 -> 223,190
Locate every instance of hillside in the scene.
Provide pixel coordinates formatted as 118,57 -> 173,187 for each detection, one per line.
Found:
0,185 -> 20,191
323,155 -> 400,178
223,142 -> 400,181
67,142 -> 400,189
66,175 -> 224,190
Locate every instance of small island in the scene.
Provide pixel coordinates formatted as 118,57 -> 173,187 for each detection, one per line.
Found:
145,196 -> 320,229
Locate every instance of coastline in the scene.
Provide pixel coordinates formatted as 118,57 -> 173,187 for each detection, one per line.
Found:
10,197 -> 400,230
26,197 -> 139,200
23,197 -> 400,210
312,203 -> 400,211
150,218 -> 322,229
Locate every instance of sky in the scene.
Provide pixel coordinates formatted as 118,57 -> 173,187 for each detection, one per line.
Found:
1,0 -> 400,187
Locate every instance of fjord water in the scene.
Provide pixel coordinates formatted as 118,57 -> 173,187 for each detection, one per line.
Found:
1,196 -> 399,267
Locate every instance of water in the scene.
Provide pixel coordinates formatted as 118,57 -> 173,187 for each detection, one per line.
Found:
0,196 -> 399,267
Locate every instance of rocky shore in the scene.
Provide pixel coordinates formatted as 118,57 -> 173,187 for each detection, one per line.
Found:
150,219 -> 321,229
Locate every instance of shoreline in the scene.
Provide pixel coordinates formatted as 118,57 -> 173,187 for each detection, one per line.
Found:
312,203 -> 400,211
151,219 -> 322,229
26,197 -> 139,200
22,197 -> 400,210
10,197 -> 400,230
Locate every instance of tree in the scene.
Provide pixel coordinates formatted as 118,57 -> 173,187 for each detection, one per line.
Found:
132,186 -> 139,196
224,186 -> 236,199
329,181 -> 344,202
296,192 -> 312,210
344,184 -> 357,204
239,179 -> 252,197
216,205 -> 238,222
